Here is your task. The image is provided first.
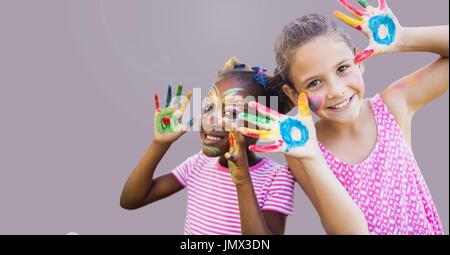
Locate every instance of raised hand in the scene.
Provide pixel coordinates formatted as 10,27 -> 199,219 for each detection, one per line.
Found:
334,0 -> 402,63
153,84 -> 194,144
225,131 -> 251,185
238,93 -> 319,159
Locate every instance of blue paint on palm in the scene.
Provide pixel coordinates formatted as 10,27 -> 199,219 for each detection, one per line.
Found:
369,15 -> 396,46
280,118 -> 309,152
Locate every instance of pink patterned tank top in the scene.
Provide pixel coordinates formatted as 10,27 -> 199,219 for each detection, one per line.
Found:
318,94 -> 443,235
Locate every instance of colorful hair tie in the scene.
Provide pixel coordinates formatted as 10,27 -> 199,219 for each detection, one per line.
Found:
234,63 -> 246,69
251,66 -> 268,86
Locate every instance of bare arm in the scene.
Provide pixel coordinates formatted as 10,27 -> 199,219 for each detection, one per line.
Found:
226,131 -> 287,235
285,153 -> 368,235
235,180 -> 287,235
383,26 -> 449,116
120,141 -> 184,210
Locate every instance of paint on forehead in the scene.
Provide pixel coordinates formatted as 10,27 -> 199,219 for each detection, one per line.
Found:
222,88 -> 246,106
207,85 -> 220,98
308,95 -> 324,112
222,88 -> 245,98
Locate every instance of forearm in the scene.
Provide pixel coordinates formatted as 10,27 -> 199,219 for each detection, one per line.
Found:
120,141 -> 171,208
397,26 -> 449,57
296,155 -> 368,235
235,180 -> 273,235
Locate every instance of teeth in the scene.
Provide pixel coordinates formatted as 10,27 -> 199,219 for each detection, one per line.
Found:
331,98 -> 351,109
206,135 -> 222,141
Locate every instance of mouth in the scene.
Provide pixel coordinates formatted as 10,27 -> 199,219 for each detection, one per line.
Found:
200,130 -> 227,146
327,93 -> 356,112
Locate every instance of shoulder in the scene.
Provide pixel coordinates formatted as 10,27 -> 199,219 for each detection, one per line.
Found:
179,151 -> 213,170
379,90 -> 412,144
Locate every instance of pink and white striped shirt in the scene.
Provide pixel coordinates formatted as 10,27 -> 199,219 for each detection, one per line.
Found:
171,151 -> 295,235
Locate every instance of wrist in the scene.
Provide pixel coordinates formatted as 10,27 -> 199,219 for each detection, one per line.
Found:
232,177 -> 252,186
152,139 -> 173,148
392,26 -> 410,52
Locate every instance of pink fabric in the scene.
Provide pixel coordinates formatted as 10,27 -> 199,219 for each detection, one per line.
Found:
172,151 -> 295,235
319,94 -> 443,235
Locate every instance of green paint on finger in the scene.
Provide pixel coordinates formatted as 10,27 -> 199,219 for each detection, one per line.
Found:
240,113 -> 272,125
357,0 -> 369,8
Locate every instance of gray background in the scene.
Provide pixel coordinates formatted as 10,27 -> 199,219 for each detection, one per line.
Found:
0,0 -> 448,234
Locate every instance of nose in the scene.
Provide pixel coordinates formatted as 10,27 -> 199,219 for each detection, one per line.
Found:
201,112 -> 223,132
327,78 -> 346,99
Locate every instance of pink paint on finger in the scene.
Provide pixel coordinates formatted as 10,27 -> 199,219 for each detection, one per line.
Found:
355,49 -> 375,63
249,140 -> 284,153
338,0 -> 365,17
379,0 -> 387,10
249,101 -> 281,118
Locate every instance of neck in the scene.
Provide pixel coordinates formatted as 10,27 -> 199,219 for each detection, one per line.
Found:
218,150 -> 262,168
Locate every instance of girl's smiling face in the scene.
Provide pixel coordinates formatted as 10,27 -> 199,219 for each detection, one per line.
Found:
200,77 -> 261,157
284,35 -> 366,124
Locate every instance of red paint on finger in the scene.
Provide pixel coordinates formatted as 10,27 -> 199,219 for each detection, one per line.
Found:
355,49 -> 375,63
229,133 -> 235,148
154,94 -> 160,112
243,131 -> 261,139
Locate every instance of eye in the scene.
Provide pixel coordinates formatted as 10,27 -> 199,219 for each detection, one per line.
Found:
307,80 -> 322,89
202,102 -> 214,113
337,65 -> 350,74
224,109 -> 239,119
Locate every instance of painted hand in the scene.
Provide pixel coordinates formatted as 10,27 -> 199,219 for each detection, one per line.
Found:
334,0 -> 402,63
239,93 -> 319,159
225,131 -> 251,185
153,84 -> 195,144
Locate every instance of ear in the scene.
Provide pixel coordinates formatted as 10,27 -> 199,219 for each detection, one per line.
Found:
354,48 -> 365,75
282,84 -> 299,106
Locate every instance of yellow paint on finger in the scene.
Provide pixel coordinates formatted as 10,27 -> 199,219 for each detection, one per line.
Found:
240,127 -> 278,140
334,11 -> 366,28
298,92 -> 311,117
179,91 -> 192,113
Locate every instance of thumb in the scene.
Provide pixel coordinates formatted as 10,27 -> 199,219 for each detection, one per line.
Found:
225,152 -> 237,162
297,92 -> 311,117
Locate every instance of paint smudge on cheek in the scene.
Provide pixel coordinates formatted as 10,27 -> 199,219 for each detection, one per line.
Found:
203,145 -> 221,155
308,95 -> 324,112
353,73 -> 365,90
